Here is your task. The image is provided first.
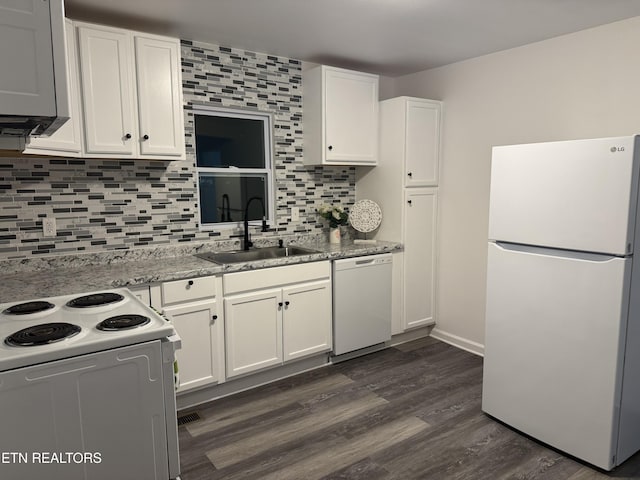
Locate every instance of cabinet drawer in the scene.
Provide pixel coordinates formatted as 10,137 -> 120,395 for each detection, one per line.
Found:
223,261 -> 331,295
161,276 -> 216,305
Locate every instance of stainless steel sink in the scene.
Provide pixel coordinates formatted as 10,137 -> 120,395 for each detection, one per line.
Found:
195,246 -> 320,265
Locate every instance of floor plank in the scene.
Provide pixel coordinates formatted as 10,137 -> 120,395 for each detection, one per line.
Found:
257,416 -> 428,480
206,391 -> 388,468
177,337 -> 640,479
185,373 -> 354,436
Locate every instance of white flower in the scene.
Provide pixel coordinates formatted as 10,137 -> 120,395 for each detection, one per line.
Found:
317,203 -> 348,227
317,204 -> 330,214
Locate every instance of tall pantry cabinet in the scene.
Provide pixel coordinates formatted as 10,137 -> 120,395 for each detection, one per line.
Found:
355,96 -> 442,335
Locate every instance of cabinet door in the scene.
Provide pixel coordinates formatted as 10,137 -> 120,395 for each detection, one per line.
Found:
163,299 -> 220,392
77,24 -> 136,155
324,67 -> 378,164
134,35 -> 185,157
403,188 -> 437,329
225,289 -> 283,378
282,280 -> 332,361
404,99 -> 441,187
24,19 -> 83,156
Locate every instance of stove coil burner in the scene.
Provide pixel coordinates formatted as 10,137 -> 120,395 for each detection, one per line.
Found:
3,301 -> 56,315
5,322 -> 81,347
97,314 -> 150,331
66,292 -> 125,308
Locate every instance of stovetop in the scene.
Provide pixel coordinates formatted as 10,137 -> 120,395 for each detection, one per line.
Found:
0,288 -> 175,371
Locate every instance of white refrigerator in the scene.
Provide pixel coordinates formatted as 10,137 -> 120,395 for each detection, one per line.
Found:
482,135 -> 640,471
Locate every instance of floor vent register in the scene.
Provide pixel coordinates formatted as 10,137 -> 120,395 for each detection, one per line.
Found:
177,412 -> 201,426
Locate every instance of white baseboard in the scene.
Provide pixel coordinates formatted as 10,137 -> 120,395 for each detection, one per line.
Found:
430,327 -> 485,357
389,325 -> 433,346
176,354 -> 330,410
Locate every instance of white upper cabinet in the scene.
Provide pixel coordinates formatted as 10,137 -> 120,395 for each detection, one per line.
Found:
77,24 -> 135,156
76,22 -> 185,160
303,65 -> 378,166
134,35 -> 184,157
404,99 -> 441,187
24,19 -> 83,156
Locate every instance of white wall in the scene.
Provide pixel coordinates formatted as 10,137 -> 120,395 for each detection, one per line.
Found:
378,75 -> 397,100
393,16 -> 640,353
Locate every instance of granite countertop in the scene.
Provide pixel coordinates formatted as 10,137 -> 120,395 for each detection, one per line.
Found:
1,239 -> 402,303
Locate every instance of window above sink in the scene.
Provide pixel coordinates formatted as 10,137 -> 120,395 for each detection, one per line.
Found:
194,106 -> 275,230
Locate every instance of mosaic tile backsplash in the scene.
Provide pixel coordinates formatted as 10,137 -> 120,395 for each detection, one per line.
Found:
0,39 -> 355,260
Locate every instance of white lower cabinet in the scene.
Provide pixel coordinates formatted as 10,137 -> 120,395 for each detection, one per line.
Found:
224,288 -> 283,377
283,280 -> 332,361
152,264 -> 332,389
403,188 -> 437,329
159,276 -> 225,393
223,262 -> 332,379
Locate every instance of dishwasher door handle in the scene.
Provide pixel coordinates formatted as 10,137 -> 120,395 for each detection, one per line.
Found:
355,258 -> 375,265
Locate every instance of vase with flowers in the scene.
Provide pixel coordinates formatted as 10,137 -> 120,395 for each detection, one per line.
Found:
317,203 -> 349,245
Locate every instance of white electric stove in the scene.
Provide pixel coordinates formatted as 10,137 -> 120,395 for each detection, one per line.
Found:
0,288 -> 181,480
0,288 -> 176,371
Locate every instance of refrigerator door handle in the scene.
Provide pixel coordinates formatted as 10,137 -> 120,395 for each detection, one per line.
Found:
493,241 -> 623,262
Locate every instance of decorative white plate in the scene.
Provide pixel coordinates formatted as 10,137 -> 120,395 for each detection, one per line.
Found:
349,199 -> 382,233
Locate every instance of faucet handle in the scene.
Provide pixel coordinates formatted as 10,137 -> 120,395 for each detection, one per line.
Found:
261,219 -> 269,232
278,239 -> 284,248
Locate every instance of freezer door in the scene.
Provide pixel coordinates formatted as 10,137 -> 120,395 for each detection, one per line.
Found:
482,242 -> 631,470
489,136 -> 640,255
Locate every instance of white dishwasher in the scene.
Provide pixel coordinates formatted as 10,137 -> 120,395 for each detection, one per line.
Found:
332,253 -> 393,357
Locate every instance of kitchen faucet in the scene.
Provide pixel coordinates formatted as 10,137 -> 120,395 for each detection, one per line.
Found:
243,196 -> 268,250
221,194 -> 232,222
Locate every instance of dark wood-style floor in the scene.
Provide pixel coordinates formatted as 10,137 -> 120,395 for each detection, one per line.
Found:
177,337 -> 640,479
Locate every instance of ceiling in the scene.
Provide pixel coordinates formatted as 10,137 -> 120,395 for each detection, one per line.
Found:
64,0 -> 640,77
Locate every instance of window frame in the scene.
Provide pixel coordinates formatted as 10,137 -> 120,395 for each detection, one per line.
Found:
193,106 -> 275,231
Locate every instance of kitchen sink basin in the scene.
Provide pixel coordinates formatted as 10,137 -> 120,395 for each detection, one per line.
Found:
196,246 -> 320,265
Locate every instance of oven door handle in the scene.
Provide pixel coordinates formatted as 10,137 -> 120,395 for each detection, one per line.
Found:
163,334 -> 182,391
